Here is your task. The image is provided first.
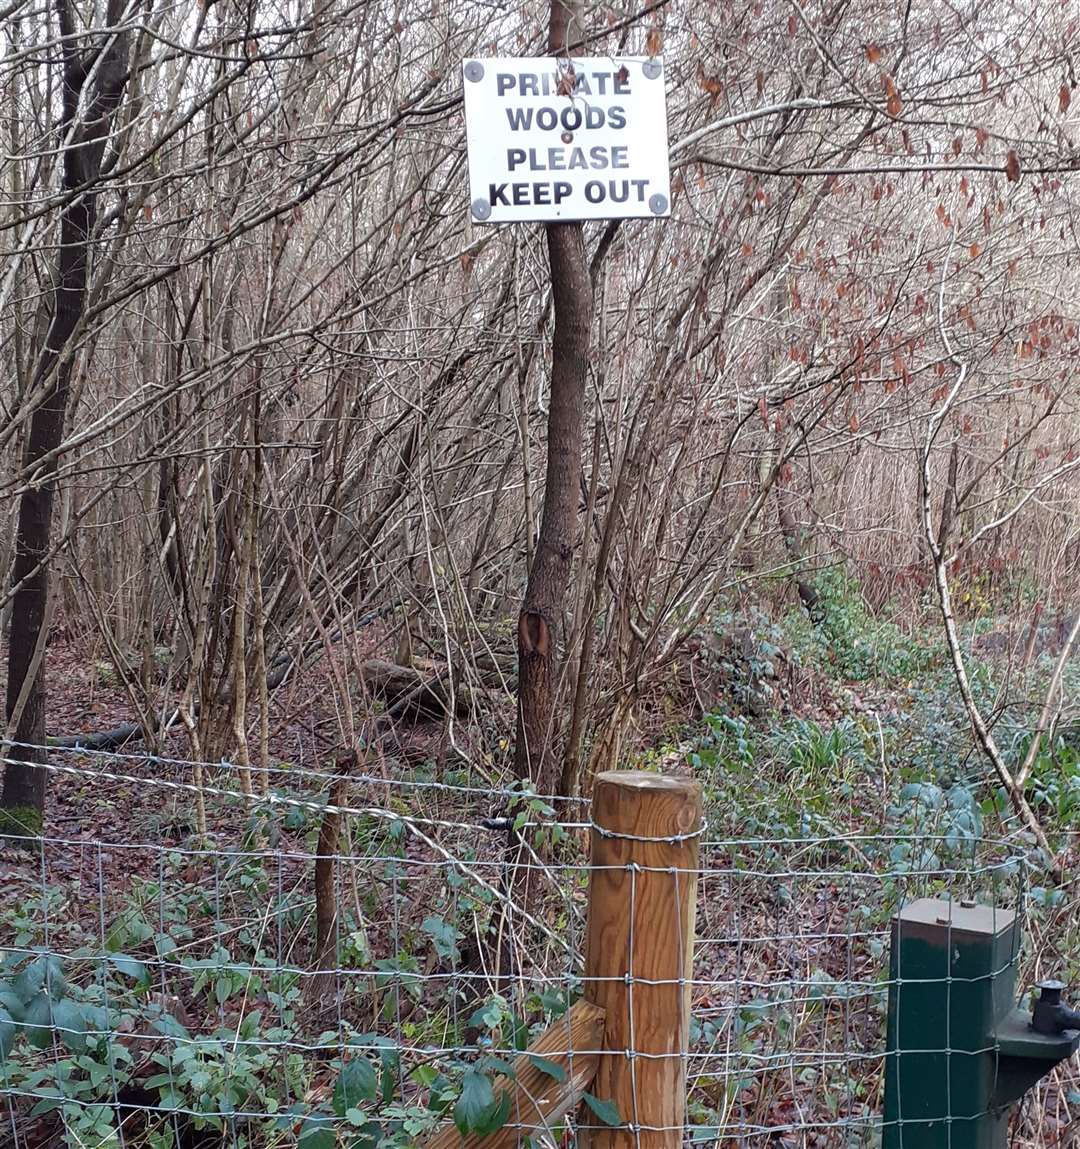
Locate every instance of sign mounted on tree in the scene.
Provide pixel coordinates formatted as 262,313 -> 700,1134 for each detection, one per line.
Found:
462,57 -> 671,224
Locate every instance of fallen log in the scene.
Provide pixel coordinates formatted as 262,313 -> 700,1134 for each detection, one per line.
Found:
43,604 -> 397,750
359,658 -> 474,721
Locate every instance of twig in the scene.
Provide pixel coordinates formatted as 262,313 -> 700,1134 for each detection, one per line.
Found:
922,224 -> 1058,877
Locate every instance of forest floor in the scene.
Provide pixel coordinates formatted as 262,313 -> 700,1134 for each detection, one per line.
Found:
3,575 -> 1080,1148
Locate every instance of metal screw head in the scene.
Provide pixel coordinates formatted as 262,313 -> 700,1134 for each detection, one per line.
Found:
960,898 -> 977,909
643,59 -> 662,79
471,197 -> 491,221
648,192 -> 669,215
464,60 -> 484,82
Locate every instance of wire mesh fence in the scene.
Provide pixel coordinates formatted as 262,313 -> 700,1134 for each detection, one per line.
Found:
0,742 -> 1067,1149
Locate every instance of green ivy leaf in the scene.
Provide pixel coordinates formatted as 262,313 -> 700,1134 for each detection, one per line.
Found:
528,1055 -> 566,1083
477,1058 -> 511,1082
411,1065 -> 438,1088
0,987 -> 25,1021
21,993 -> 54,1049
468,996 -> 506,1031
453,1069 -> 495,1134
0,1006 -> 16,1057
51,999 -> 88,1054
298,1114 -> 336,1149
333,1059 -> 378,1116
508,1012 -> 531,1052
536,989 -> 570,1017
348,1119 -> 382,1149
473,1088 -> 511,1137
421,917 -> 461,962
583,1093 -> 622,1127
29,1093 -> 65,1118
109,954 -> 149,985
13,956 -> 66,1002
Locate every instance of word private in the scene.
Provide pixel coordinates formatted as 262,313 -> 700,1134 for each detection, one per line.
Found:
462,56 -> 671,223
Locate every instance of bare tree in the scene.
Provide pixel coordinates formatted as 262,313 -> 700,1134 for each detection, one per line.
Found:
2,0 -> 132,834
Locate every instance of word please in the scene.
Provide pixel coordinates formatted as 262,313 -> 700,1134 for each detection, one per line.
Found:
507,146 -> 629,171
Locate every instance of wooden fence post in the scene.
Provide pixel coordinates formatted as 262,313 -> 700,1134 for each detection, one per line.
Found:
582,771 -> 703,1149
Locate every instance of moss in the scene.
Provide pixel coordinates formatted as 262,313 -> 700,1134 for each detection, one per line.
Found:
0,804 -> 43,844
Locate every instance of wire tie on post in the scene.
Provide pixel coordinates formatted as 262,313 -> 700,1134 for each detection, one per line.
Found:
590,819 -> 708,844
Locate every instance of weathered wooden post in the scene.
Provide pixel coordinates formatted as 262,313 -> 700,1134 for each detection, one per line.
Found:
582,771 -> 703,1149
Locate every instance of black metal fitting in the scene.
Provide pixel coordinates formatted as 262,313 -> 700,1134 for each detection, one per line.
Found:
1032,980 -> 1080,1034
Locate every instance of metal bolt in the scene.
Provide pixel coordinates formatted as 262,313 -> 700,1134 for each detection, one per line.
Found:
464,60 -> 484,82
960,898 -> 977,909
643,59 -> 662,80
471,197 -> 491,221
1037,979 -> 1065,1003
561,131 -> 573,144
648,192 -> 669,215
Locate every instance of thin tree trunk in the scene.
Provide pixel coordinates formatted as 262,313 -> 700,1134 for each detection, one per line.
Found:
512,0 -> 593,798
310,751 -> 354,1005
777,469 -> 820,619
1,0 -> 130,837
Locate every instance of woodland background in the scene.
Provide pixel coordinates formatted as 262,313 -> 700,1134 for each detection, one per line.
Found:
4,0 -> 1080,1146
2,0 -> 1079,819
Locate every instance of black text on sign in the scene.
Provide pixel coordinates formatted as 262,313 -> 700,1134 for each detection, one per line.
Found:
462,57 -> 671,224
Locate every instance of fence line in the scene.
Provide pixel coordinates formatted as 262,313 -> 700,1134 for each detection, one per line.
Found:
0,746 -> 1063,1149
7,740 -> 581,803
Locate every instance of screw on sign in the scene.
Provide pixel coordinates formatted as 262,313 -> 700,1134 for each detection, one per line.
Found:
462,57 -> 672,224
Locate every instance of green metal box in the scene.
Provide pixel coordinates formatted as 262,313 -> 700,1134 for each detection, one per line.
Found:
883,896 -> 1020,1148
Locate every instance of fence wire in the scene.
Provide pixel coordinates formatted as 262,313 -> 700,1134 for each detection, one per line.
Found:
0,743 -> 1064,1149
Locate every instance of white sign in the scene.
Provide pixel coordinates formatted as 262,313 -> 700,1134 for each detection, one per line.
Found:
462,56 -> 671,224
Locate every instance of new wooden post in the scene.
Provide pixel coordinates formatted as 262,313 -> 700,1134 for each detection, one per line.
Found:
582,771 -> 702,1149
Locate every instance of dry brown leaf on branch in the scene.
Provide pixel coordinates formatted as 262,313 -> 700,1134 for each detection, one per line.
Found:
1005,149 -> 1021,182
697,60 -> 722,96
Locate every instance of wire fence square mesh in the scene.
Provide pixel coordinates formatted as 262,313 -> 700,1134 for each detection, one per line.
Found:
0,745 -> 1039,1149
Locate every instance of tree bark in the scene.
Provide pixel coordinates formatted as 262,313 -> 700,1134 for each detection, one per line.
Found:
1,0 -> 130,836
777,471 -> 820,619
310,750 -> 355,1005
512,0 -> 593,798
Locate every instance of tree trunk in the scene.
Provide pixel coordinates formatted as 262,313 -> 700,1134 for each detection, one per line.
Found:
512,0 -> 593,798
310,751 -> 355,1005
777,471 -> 820,619
1,0 -> 130,837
